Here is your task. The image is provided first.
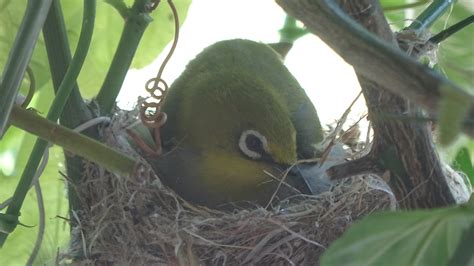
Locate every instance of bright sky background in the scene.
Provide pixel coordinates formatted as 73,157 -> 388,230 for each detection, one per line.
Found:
118,0 -> 368,131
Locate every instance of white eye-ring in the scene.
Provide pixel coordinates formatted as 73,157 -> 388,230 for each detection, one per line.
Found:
239,130 -> 269,160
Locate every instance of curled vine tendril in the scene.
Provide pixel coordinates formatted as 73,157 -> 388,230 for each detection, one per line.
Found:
138,0 -> 179,155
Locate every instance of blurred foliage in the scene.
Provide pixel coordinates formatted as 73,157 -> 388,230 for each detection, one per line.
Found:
382,0 -> 474,167
0,0 -> 190,264
453,147 -> 474,186
382,0 -> 473,91
321,197 -> 474,266
0,80 -> 66,265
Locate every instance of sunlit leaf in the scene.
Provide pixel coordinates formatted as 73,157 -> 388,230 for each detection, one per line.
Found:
60,0 -> 191,98
0,0 -> 191,99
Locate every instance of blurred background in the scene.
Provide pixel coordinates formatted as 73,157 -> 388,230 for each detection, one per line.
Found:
118,0 -> 367,132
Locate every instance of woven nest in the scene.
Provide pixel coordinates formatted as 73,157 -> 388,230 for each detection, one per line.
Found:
65,111 -> 394,265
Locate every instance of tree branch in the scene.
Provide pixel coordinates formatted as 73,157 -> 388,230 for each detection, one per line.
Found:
276,0 -> 474,137
276,0 -> 460,208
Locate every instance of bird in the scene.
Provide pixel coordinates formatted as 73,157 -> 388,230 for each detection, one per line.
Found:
144,39 -> 324,209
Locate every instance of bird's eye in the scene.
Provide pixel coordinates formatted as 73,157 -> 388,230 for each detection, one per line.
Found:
239,130 -> 269,160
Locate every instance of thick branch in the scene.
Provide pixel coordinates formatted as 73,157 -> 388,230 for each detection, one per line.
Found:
277,0 -> 458,208
276,0 -> 474,137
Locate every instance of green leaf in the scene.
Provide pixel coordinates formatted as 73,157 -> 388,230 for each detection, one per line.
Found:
431,1 -> 474,92
452,146 -> 474,186
0,3 -> 51,94
448,223 -> 474,266
0,0 -> 191,99
60,0 -> 191,98
0,69 -> 68,265
321,201 -> 474,266
437,83 -> 471,146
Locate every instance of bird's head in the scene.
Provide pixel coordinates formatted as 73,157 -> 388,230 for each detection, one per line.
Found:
169,69 -> 298,167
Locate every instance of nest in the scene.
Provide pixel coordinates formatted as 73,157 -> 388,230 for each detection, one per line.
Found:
65,112 -> 394,265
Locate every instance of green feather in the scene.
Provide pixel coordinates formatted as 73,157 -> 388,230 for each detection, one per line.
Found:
152,39 -> 323,208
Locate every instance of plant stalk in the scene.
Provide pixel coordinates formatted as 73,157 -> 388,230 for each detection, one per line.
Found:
43,0 -> 95,129
42,0 -> 99,229
96,2 -> 152,115
0,0 -> 96,246
279,16 -> 307,43
408,0 -> 456,30
9,105 -> 138,177
0,0 -> 53,136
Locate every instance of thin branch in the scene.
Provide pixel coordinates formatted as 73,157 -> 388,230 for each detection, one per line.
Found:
9,105 -> 138,176
429,15 -> 474,44
408,0 -> 455,30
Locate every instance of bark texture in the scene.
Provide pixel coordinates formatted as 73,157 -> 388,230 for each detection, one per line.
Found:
277,0 -> 459,209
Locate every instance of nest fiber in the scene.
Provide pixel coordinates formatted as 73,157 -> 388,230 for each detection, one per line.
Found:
67,116 -> 392,265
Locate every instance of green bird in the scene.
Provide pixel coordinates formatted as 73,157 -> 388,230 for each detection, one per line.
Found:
146,39 -> 324,209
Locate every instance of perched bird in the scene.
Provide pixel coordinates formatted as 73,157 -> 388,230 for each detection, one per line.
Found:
146,39 -> 324,209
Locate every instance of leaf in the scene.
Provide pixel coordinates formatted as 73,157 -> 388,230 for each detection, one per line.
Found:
437,83 -> 471,146
448,222 -> 474,266
0,3 -> 50,91
60,0 -> 192,98
0,86 -> 70,265
320,199 -> 474,266
452,146 -> 474,186
431,1 -> 474,92
0,0 -> 191,99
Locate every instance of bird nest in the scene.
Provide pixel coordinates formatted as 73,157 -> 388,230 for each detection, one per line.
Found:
65,111 -> 394,265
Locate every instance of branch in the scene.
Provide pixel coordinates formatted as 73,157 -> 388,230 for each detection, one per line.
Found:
277,0 -> 460,208
9,105 -> 138,176
276,0 -> 474,137
407,0 -> 455,30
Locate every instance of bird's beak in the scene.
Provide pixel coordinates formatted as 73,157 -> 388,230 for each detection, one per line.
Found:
290,144 -> 348,195
290,162 -> 334,195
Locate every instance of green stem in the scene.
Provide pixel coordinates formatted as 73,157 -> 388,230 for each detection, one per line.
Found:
46,2 -> 95,121
96,2 -> 152,115
279,16 -> 308,43
0,0 -> 96,246
429,15 -> 473,44
42,0 -> 98,230
9,106 -> 138,177
382,0 -> 430,12
0,0 -> 52,136
43,0 -> 95,129
105,0 -> 131,18
408,0 -> 456,30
